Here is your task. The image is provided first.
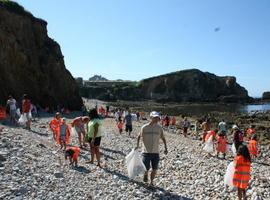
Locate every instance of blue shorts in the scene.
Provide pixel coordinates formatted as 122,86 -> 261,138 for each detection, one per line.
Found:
142,153 -> 160,170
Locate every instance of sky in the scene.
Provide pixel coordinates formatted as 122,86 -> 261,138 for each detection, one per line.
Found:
14,0 -> 270,97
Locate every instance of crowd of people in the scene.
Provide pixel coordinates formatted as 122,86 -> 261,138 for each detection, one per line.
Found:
1,96 -> 261,200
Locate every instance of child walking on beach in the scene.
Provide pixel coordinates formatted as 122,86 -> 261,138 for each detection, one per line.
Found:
233,145 -> 251,200
57,118 -> 70,150
117,119 -> 124,134
216,132 -> 227,159
248,134 -> 259,159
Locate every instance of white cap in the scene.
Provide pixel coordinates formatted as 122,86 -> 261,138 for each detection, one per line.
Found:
150,111 -> 160,118
232,125 -> 239,130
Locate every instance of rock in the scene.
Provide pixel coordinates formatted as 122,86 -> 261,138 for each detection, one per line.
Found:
262,92 -> 270,100
0,152 -> 7,162
0,1 -> 82,109
54,172 -> 64,178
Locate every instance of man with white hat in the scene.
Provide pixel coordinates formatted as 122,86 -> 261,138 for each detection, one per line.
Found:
136,111 -> 168,186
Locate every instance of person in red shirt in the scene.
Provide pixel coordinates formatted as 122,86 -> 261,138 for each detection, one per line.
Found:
246,125 -> 255,140
49,112 -> 62,143
248,134 -> 259,158
22,94 -> 31,130
65,146 -> 80,167
117,119 -> 124,134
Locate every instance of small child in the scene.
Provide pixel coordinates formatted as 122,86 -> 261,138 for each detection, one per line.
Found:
65,146 -> 80,167
233,145 -> 251,200
216,132 -> 227,159
117,119 -> 124,134
58,118 -> 70,150
248,134 -> 259,158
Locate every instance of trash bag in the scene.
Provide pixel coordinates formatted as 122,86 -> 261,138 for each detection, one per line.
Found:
18,114 -> 27,125
203,135 -> 214,153
28,111 -> 32,119
224,161 -> 235,189
71,127 -> 77,136
16,108 -> 21,117
232,143 -> 237,156
125,149 -> 146,179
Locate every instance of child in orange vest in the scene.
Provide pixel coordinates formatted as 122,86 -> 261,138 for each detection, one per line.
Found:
49,112 -> 61,143
65,146 -> 80,167
248,134 -> 259,158
117,119 -> 124,134
57,118 -> 70,150
216,132 -> 227,159
233,145 -> 251,200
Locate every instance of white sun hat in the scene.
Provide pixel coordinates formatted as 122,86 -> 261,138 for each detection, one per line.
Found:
150,111 -> 160,118
232,125 -> 239,130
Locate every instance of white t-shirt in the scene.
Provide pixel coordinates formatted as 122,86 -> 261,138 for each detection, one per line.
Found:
218,121 -> 227,132
7,99 -> 16,110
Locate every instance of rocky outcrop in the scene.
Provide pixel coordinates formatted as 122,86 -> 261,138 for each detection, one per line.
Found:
0,1 -> 82,110
262,92 -> 270,100
139,69 -> 250,103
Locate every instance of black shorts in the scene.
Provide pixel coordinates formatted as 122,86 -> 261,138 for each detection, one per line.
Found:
88,137 -> 101,146
125,125 -> 132,132
142,153 -> 160,170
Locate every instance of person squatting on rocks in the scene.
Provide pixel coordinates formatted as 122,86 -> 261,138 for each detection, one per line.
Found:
65,146 -> 81,167
72,116 -> 86,148
57,118 -> 70,150
136,111 -> 168,186
86,108 -> 102,167
233,145 -> 251,200
22,94 -> 32,130
232,125 -> 244,151
6,95 -> 17,125
49,112 -> 62,143
124,110 -> 133,136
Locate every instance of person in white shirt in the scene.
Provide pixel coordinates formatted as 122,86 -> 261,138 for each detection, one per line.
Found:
218,119 -> 227,135
6,95 -> 17,124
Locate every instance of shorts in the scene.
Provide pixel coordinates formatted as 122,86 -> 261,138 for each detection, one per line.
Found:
9,109 -> 16,118
24,112 -> 31,121
142,153 -> 160,170
183,127 -> 188,133
60,136 -> 66,143
125,125 -> 132,132
87,137 -> 101,146
75,125 -> 85,134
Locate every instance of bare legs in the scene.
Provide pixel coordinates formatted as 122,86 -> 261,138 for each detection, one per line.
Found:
143,170 -> 157,186
89,142 -> 101,167
237,188 -> 247,200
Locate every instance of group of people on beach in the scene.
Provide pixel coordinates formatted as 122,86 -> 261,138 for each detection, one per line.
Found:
1,97 -> 260,200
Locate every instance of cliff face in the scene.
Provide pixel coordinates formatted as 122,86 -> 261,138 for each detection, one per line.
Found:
139,69 -> 250,103
0,1 -> 82,109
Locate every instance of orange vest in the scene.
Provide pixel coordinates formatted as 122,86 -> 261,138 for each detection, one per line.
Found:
49,118 -> 61,133
66,146 -> 80,161
0,107 -> 7,120
171,117 -> 176,125
205,130 -> 216,142
233,155 -> 251,189
216,136 -> 227,153
117,122 -> 124,129
56,124 -> 71,144
248,140 -> 258,156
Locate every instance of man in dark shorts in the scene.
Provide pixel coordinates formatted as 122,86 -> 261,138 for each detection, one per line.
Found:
136,111 -> 167,186
124,110 -> 133,136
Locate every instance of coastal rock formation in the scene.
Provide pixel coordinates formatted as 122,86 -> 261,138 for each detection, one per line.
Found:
0,1 -> 82,109
139,69 -> 250,102
262,92 -> 270,100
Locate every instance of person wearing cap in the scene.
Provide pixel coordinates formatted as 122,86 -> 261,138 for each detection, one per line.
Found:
232,125 -> 244,151
136,111 -> 168,186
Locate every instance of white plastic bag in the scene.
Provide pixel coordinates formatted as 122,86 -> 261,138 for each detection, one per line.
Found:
224,161 -> 235,189
71,127 -> 77,136
16,108 -> 21,117
203,135 -> 214,153
232,143 -> 237,156
125,149 -> 146,179
28,111 -> 32,119
18,114 -> 27,125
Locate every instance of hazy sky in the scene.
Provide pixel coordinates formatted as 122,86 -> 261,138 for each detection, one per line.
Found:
15,0 -> 270,97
